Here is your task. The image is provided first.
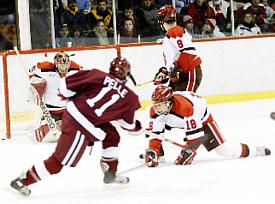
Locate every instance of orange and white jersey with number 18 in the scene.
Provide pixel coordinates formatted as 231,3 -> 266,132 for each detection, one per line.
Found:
149,91 -> 210,141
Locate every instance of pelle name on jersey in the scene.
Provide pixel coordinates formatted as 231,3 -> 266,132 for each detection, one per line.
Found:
103,76 -> 128,98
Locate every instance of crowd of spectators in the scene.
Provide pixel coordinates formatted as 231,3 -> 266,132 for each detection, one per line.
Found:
45,0 -> 275,47
1,0 -> 275,50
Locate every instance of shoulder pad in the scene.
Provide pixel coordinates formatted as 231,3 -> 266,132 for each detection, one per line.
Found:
167,26 -> 185,38
69,61 -> 82,70
37,61 -> 55,70
172,95 -> 193,117
150,107 -> 158,118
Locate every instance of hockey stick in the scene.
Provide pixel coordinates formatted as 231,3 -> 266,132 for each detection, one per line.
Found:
14,47 -> 61,141
129,73 -> 137,86
139,135 -> 208,159
136,80 -> 153,87
136,77 -> 170,87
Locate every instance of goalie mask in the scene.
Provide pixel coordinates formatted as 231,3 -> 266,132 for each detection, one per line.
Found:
54,51 -> 71,77
109,57 -> 131,83
152,85 -> 173,115
156,5 -> 176,31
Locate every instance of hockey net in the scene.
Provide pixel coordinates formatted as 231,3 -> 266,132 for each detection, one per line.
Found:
0,46 -> 120,139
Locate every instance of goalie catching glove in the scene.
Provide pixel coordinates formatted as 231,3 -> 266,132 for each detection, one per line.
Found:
29,76 -> 47,100
174,148 -> 197,165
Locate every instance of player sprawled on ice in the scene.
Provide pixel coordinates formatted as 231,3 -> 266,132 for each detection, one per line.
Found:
10,57 -> 143,196
151,5 -> 203,159
153,5 -> 202,92
144,85 -> 271,167
29,51 -> 81,142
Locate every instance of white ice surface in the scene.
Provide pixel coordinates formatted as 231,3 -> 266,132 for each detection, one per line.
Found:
1,99 -> 275,204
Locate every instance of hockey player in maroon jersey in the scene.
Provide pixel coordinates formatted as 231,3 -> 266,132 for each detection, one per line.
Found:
10,57 -> 143,196
153,5 -> 202,92
29,51 -> 81,142
145,85 -> 271,167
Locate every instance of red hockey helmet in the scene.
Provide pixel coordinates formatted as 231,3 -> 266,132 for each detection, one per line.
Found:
151,85 -> 173,115
109,57 -> 131,82
156,5 -> 176,30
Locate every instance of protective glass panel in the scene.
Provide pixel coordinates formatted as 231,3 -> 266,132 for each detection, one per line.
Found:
0,0 -> 17,50
29,0 -> 51,49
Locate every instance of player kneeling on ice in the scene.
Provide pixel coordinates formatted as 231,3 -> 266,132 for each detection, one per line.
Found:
29,51 -> 81,142
145,85 -> 271,167
10,57 -> 143,196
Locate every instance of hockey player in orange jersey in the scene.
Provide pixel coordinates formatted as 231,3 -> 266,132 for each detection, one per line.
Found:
151,5 -> 203,158
145,85 -> 271,167
29,51 -> 81,142
153,5 -> 202,92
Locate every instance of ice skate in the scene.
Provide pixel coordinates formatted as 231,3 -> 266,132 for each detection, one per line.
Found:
256,146 -> 271,156
103,171 -> 129,184
10,173 -> 31,196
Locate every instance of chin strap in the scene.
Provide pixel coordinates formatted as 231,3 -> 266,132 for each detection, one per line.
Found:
129,73 -> 137,86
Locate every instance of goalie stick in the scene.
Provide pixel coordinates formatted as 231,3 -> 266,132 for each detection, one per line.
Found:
14,47 -> 61,141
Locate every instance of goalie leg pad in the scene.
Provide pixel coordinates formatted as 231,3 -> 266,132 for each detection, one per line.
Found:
35,121 -> 49,142
34,120 -> 62,143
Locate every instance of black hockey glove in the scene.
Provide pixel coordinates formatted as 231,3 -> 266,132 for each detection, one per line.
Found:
169,63 -> 180,83
153,67 -> 169,85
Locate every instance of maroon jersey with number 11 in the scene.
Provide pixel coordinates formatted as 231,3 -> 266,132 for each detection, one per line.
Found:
61,69 -> 140,129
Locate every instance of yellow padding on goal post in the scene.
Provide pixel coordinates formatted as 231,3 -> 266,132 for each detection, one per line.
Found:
10,111 -> 36,122
140,90 -> 275,110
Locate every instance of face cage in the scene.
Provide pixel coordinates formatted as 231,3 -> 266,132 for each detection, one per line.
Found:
157,20 -> 166,31
55,59 -> 71,75
153,101 -> 172,115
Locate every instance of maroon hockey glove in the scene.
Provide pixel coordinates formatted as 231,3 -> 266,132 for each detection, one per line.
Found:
174,148 -> 197,165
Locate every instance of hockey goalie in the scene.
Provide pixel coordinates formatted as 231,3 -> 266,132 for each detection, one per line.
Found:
29,51 -> 81,142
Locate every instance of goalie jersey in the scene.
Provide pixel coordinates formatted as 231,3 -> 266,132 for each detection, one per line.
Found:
30,61 -> 81,113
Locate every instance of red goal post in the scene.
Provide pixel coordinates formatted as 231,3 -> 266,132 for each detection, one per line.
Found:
0,45 -> 122,139
1,42 -> 161,140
